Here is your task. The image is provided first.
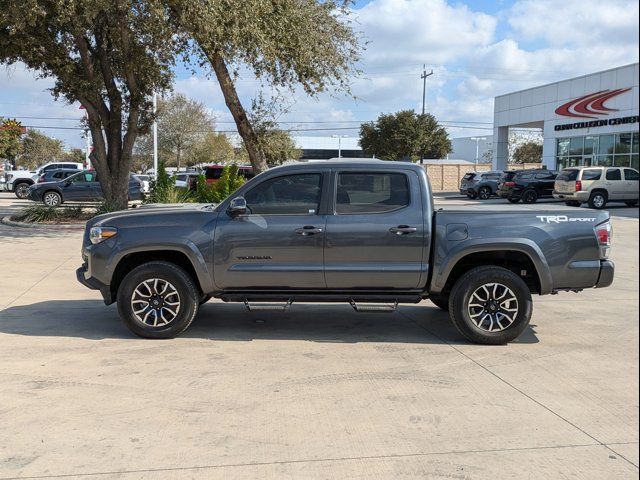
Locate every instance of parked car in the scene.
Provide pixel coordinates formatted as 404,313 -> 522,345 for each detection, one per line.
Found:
35,162 -> 83,176
2,170 -> 39,198
497,169 -> 558,204
174,172 -> 200,191
203,164 -> 254,184
37,168 -> 80,183
553,166 -> 639,209
77,160 -> 614,345
135,174 -> 151,194
27,170 -> 143,206
460,171 -> 502,199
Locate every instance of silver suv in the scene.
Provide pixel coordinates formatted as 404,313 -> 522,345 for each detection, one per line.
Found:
553,166 -> 639,209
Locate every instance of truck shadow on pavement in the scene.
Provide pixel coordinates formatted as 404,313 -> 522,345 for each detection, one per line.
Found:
0,300 -> 539,345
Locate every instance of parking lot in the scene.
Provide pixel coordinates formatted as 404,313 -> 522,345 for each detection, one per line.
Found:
0,192 -> 638,479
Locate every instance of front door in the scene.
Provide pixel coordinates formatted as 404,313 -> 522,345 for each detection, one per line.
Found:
605,168 -> 625,199
62,171 -> 95,201
213,172 -> 327,290
324,170 -> 426,290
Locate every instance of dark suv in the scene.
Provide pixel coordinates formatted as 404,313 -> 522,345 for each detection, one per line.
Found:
497,169 -> 558,204
460,171 -> 502,200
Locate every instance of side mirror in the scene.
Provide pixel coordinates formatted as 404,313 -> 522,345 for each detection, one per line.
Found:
228,196 -> 247,217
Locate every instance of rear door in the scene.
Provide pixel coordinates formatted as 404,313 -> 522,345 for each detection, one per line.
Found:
324,168 -> 425,289
534,171 -> 557,197
213,171 -> 328,290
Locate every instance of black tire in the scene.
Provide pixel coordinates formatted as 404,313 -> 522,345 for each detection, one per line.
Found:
565,201 -> 581,207
588,191 -> 608,210
448,266 -> 533,345
14,182 -> 31,199
429,294 -> 449,311
625,200 -> 638,207
199,294 -> 212,305
478,187 -> 492,200
507,197 -> 520,204
117,261 -> 199,339
521,189 -> 538,204
42,190 -> 62,207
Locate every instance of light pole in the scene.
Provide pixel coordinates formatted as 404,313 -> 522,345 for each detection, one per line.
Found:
420,65 -> 434,164
331,135 -> 348,159
152,91 -> 158,178
471,137 -> 486,169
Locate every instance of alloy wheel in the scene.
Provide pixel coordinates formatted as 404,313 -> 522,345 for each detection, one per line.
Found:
131,278 -> 181,327
16,184 -> 29,199
593,194 -> 606,208
467,283 -> 519,332
43,192 -> 61,206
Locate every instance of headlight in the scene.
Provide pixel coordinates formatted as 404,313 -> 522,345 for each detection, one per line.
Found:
89,226 -> 118,244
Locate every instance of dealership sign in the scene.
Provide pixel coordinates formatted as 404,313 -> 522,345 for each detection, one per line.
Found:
554,88 -> 638,131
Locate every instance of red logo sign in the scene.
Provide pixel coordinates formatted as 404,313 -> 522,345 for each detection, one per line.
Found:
555,88 -> 631,119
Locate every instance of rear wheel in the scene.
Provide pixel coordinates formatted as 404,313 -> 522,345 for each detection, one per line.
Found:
478,187 -> 492,200
521,189 -> 538,204
588,191 -> 607,209
430,294 -> 449,311
14,182 -> 31,199
448,266 -> 533,345
117,261 -> 199,339
565,201 -> 581,207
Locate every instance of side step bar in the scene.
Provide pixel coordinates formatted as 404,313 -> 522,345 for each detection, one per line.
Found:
244,299 -> 292,312
349,300 -> 398,313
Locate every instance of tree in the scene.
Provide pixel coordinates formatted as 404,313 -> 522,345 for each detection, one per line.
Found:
187,132 -> 235,166
62,148 -> 86,163
0,118 -> 24,162
512,141 -> 543,164
18,129 -> 64,169
1,1 -> 178,209
254,127 -> 301,165
147,93 -> 215,170
164,0 -> 361,175
359,110 -> 452,161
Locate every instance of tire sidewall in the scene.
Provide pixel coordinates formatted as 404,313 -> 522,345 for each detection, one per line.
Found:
117,262 -> 199,339
589,192 -> 607,209
15,182 -> 31,199
449,267 -> 533,344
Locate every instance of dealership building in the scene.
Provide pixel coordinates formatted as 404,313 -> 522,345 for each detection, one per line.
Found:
492,63 -> 639,171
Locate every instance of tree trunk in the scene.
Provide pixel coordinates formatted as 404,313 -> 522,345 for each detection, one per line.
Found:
176,147 -> 181,172
207,51 -> 268,174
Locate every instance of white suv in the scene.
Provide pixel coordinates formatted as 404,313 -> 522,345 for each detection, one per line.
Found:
553,166 -> 639,209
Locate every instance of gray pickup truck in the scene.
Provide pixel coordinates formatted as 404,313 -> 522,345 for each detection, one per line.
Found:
77,160 -> 614,344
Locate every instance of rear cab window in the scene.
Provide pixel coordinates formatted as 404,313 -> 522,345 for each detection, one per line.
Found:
336,172 -> 410,214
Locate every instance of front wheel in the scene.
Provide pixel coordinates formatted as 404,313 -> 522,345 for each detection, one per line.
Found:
448,266 -> 533,345
14,182 -> 31,199
43,191 -> 62,207
117,261 -> 199,339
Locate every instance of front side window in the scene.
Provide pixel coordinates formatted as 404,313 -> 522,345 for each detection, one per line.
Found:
336,172 -> 409,214
606,169 -> 622,181
68,172 -> 95,183
244,173 -> 321,215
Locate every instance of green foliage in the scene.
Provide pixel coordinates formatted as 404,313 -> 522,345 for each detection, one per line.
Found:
359,110 -> 452,162
145,162 -> 193,204
13,205 -> 87,223
194,165 -> 245,203
0,118 -> 24,161
188,132 -> 236,166
95,201 -> 123,215
255,127 -> 301,165
512,141 -> 543,164
18,129 -> 64,169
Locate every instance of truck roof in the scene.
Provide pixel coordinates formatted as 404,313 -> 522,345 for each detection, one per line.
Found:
270,159 -> 421,171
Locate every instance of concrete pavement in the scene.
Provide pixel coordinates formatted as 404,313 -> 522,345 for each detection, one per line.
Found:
0,193 -> 638,479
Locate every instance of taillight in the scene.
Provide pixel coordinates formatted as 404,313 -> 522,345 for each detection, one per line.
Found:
595,221 -> 612,258
504,181 -> 515,187
575,180 -> 582,192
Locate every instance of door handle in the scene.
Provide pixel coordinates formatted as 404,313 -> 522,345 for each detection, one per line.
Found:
389,225 -> 417,235
295,226 -> 323,236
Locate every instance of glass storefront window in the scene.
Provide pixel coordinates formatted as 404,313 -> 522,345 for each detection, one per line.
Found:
568,156 -> 582,167
557,138 -> 570,156
615,133 -> 632,154
632,132 -> 639,154
613,155 -> 631,167
631,154 -> 639,170
584,136 -> 598,155
595,155 -> 614,167
598,135 -> 615,155
569,137 -> 583,156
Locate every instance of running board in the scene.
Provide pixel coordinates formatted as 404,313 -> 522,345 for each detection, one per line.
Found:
244,299 -> 292,312
349,300 -> 398,313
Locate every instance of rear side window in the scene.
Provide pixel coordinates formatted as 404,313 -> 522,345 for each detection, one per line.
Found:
624,169 -> 639,181
244,173 -> 321,215
500,172 -> 516,182
606,169 -> 622,180
557,169 -> 579,181
581,169 -> 602,181
518,173 -> 533,180
336,172 -> 409,214
62,163 -> 79,169
535,172 -> 556,180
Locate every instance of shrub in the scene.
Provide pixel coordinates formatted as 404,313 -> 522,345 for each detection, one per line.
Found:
12,205 -> 90,223
145,162 -> 193,204
194,164 -> 245,203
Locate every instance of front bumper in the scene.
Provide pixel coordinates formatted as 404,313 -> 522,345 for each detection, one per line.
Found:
76,265 -> 114,304
595,260 -> 615,289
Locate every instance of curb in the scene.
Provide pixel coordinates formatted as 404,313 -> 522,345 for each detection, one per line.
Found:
1,216 -> 85,231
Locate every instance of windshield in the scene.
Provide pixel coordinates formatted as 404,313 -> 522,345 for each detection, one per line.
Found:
557,169 -> 579,181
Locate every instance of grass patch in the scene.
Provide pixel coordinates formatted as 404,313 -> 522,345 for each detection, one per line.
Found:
11,205 -> 95,224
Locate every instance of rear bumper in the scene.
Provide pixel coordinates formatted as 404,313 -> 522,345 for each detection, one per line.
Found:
553,191 -> 590,201
595,260 -> 615,289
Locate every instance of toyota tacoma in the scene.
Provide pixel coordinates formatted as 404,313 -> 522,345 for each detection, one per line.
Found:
77,160 -> 615,344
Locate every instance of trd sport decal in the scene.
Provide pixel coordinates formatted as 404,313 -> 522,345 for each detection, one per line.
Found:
555,88 -> 631,119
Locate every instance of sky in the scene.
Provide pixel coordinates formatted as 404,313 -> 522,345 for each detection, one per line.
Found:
1,0 -> 639,150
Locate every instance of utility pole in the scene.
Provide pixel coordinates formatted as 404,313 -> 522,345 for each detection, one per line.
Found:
331,134 -> 348,159
471,137 -> 486,170
152,91 -> 158,178
420,65 -> 434,164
